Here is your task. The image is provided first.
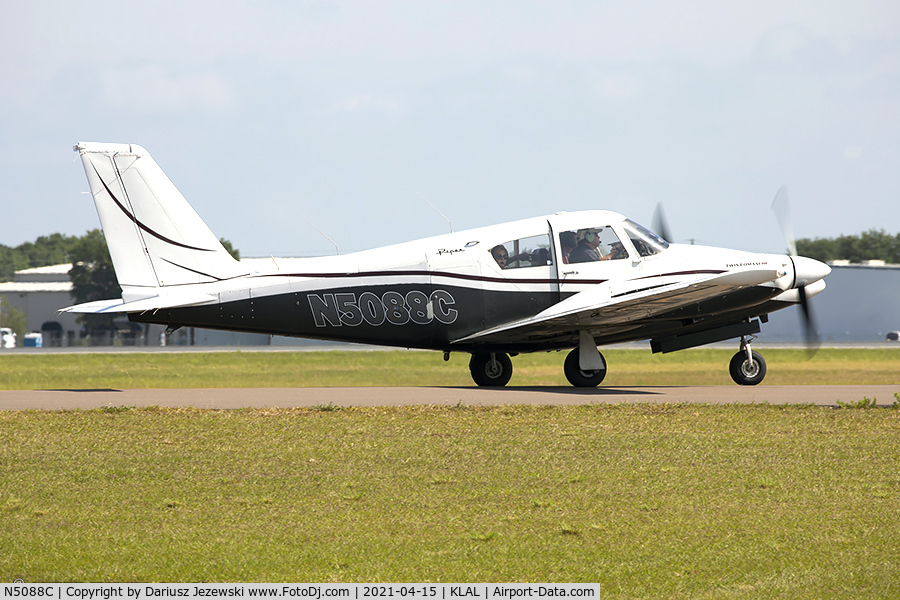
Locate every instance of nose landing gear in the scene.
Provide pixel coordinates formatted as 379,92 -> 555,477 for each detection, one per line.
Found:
729,335 -> 767,385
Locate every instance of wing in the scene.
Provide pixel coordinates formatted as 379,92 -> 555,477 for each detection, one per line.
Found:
453,268 -> 783,346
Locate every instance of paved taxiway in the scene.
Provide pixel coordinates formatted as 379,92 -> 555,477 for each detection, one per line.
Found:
1,385 -> 898,410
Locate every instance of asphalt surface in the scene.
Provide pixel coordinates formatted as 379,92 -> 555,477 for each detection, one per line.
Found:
1,385 -> 898,410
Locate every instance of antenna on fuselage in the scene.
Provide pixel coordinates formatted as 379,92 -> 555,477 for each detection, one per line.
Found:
302,217 -> 340,255
418,191 -> 453,233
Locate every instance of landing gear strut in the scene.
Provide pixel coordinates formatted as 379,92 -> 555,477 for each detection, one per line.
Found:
469,352 -> 513,387
729,336 -> 767,385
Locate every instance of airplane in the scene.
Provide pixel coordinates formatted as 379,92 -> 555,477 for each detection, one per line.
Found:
62,142 -> 831,387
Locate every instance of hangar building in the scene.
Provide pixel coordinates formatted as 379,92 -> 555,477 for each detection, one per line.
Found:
758,261 -> 900,343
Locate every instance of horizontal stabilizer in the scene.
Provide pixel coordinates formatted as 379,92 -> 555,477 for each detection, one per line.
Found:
59,292 -> 218,314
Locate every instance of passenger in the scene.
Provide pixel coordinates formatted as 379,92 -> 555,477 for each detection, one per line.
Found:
491,245 -> 510,268
531,247 -> 551,266
559,231 -> 577,264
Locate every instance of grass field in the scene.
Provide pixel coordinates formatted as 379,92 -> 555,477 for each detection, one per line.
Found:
2,348 -> 900,592
2,403 -> 899,594
0,347 -> 899,389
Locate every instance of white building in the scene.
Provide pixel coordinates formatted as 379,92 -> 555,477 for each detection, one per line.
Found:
0,263 -> 270,347
0,264 -> 80,346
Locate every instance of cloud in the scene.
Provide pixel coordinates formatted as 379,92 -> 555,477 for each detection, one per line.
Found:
843,145 -> 864,161
592,74 -> 643,101
101,65 -> 238,114
331,92 -> 402,113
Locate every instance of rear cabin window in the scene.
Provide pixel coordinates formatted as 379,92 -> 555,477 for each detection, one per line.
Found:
489,234 -> 553,270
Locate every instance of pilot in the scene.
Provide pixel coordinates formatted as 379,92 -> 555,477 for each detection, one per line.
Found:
491,245 -> 509,268
571,228 -> 620,263
568,230 -> 603,263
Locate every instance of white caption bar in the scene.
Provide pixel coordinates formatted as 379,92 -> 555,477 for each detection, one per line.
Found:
1,585 -> 598,600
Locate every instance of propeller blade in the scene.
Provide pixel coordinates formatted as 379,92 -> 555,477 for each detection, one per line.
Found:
797,285 -> 821,357
771,184 -> 797,256
773,187 -> 821,356
652,203 -> 673,244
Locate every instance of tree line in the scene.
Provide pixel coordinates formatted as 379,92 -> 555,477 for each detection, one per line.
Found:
0,230 -> 241,282
795,229 -> 900,264
0,233 -> 81,281
1,230 -> 239,338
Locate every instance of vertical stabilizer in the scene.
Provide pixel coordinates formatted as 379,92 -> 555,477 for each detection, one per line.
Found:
75,142 -> 248,293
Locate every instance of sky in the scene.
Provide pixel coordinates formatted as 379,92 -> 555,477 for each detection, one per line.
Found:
2,0 -> 899,257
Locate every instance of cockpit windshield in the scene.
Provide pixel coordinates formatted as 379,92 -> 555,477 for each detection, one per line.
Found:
623,219 -> 669,257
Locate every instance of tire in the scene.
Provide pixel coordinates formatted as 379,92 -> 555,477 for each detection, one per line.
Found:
469,352 -> 513,387
564,347 -> 607,387
729,350 -> 767,385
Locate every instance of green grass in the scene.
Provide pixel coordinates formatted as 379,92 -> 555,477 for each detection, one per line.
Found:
2,349 -> 900,589
1,404 -> 899,594
0,347 -> 898,389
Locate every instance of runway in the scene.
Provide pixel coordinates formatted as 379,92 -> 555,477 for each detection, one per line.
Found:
1,385 -> 898,410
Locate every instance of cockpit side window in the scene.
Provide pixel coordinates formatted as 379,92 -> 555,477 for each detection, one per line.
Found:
560,227 -> 628,263
623,219 -> 669,257
490,234 -> 553,270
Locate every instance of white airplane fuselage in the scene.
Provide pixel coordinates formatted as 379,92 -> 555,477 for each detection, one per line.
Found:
64,142 -> 830,386
125,211 -> 826,353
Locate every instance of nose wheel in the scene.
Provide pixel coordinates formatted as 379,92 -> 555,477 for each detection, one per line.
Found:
729,336 -> 767,385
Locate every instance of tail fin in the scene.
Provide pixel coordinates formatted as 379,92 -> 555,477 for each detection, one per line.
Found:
74,142 -> 248,296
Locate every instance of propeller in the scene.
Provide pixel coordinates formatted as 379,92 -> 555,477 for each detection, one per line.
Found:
652,203 -> 673,244
771,185 -> 821,355
771,185 -> 797,256
796,284 -> 820,355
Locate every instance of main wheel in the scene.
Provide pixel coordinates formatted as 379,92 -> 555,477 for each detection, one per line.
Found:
469,352 -> 513,387
564,347 -> 607,387
729,350 -> 767,385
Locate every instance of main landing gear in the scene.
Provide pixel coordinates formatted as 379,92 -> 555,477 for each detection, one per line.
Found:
729,336 -> 767,386
563,347 -> 607,387
469,352 -> 513,387
468,347 -> 608,388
